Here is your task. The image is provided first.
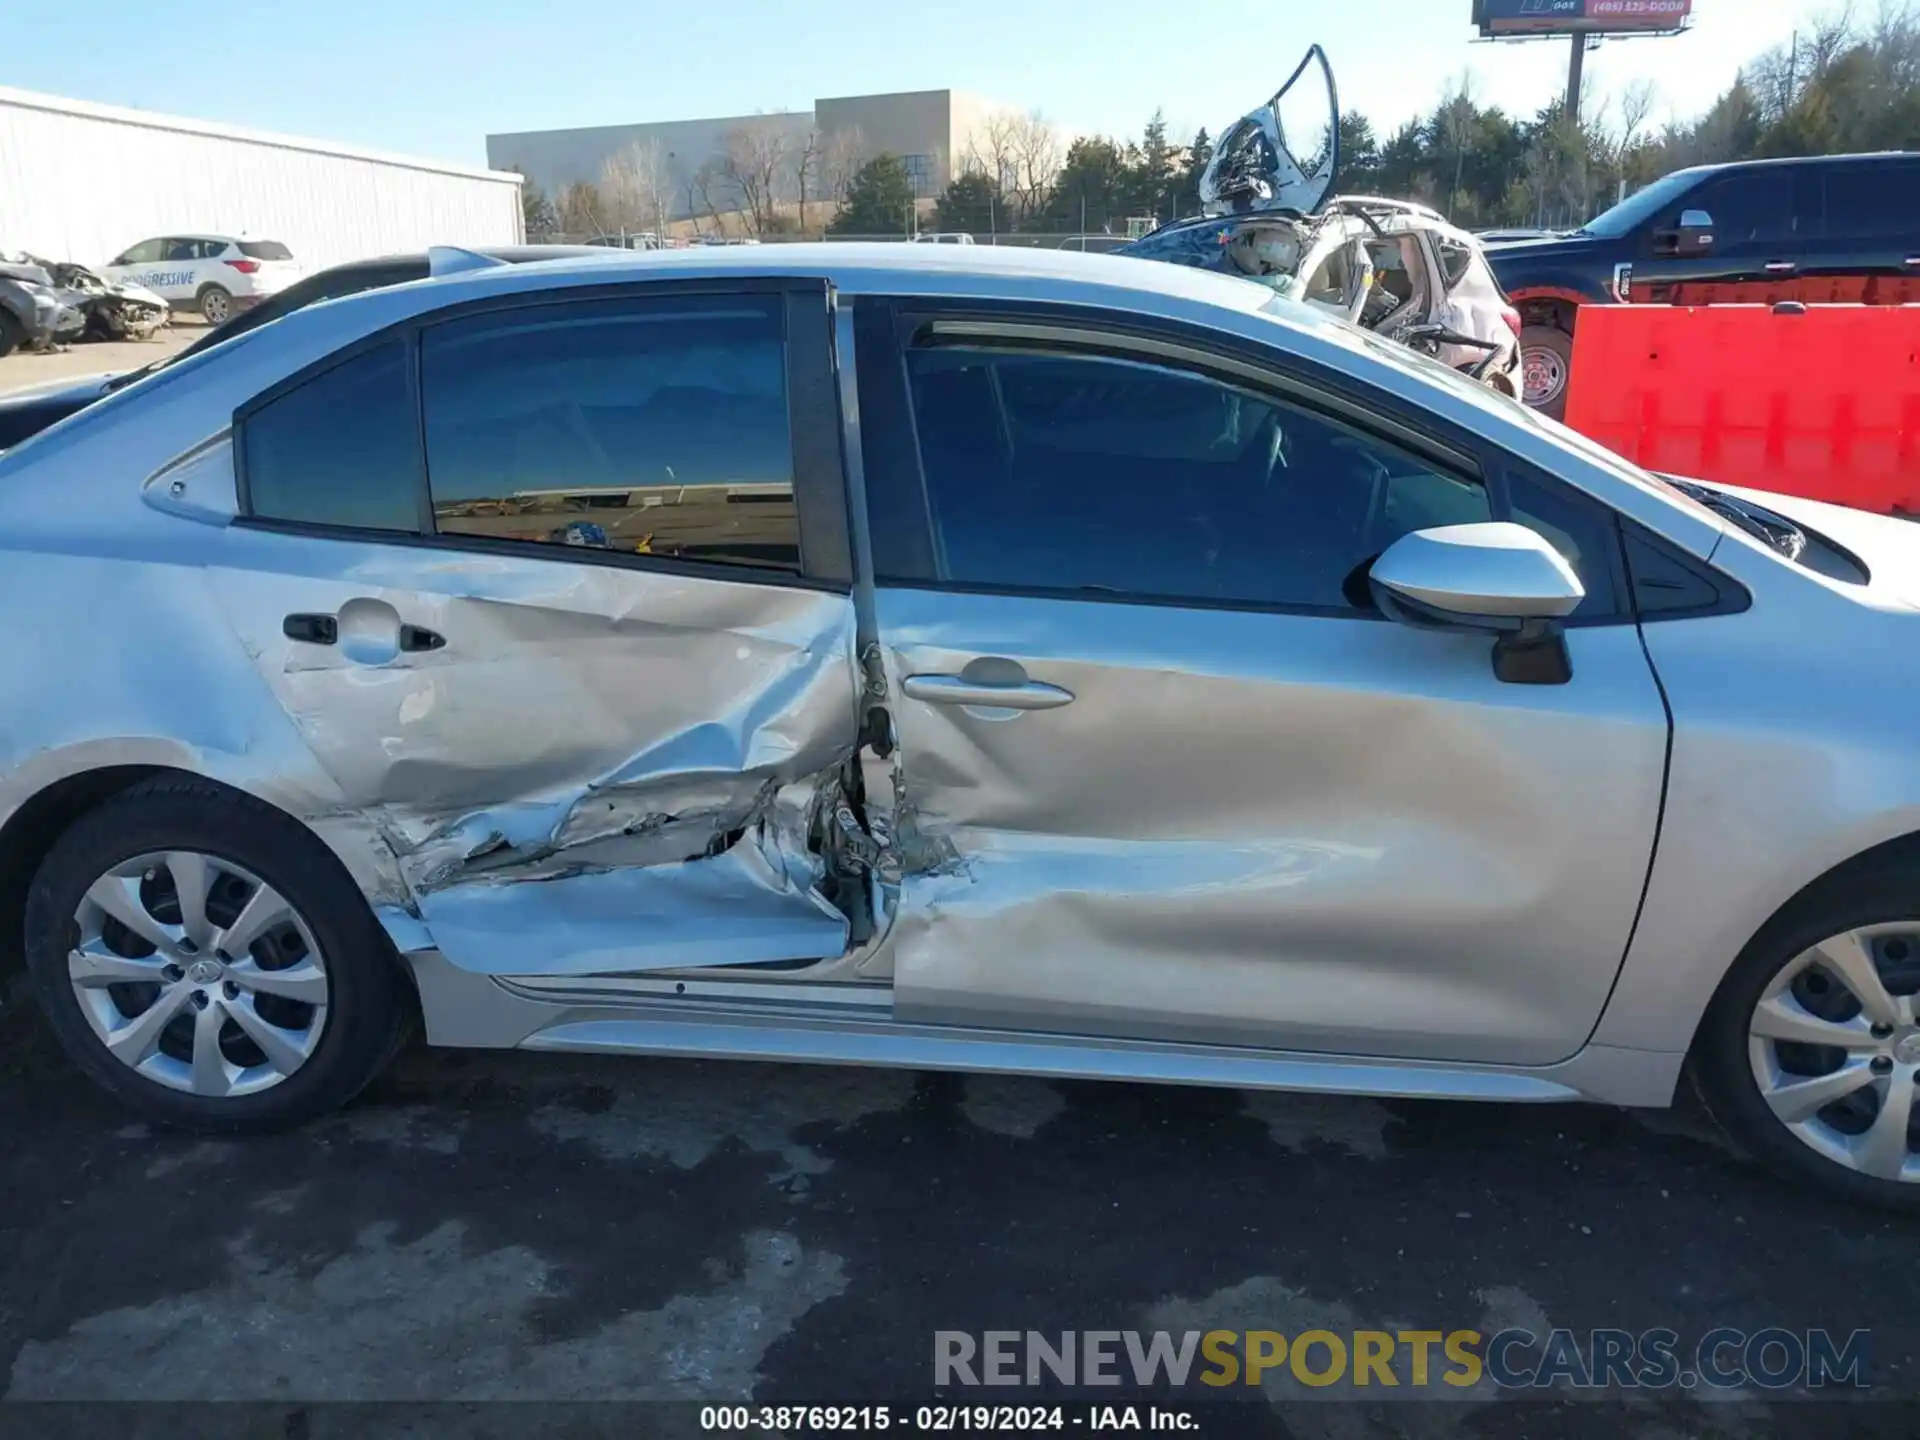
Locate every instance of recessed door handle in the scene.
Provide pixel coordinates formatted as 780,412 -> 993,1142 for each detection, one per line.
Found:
399,624 -> 445,653
902,674 -> 1075,710
282,613 -> 337,645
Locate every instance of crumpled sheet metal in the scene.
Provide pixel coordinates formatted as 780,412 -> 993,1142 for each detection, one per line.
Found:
413,829 -> 849,976
207,558 -> 861,899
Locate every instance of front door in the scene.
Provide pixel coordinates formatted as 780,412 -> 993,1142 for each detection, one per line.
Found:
213,282 -> 863,976
1635,167 -> 1808,304
858,307 -> 1669,1067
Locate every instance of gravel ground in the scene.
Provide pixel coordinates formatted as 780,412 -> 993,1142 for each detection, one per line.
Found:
1,984 -> 1916,1438
0,320 -> 200,393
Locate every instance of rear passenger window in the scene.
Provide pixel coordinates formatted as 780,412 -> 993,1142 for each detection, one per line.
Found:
1824,162 -> 1920,240
241,341 -> 422,533
903,345 -> 1491,611
421,296 -> 799,570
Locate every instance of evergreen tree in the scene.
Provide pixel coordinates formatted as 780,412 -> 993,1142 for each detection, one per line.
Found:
934,172 -> 1002,233
828,155 -> 918,236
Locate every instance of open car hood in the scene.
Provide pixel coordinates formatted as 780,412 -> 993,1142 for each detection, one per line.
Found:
1198,45 -> 1341,218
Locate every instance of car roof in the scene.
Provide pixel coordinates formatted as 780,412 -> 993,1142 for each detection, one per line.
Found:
1686,150 -> 1920,179
426,241 -> 1280,312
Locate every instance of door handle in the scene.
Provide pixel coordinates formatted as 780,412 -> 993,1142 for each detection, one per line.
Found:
282,613 -> 337,645
399,624 -> 446,653
1905,257 -> 1920,267
902,674 -> 1075,710
1764,261 -> 1796,273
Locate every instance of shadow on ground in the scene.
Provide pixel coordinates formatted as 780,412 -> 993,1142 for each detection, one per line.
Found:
1,998 -> 1914,1438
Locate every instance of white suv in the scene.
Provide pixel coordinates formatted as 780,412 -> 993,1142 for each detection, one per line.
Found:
101,235 -> 302,325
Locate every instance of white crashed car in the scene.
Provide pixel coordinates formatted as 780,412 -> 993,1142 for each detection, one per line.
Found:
1119,49 -> 1523,396
1285,197 -> 1525,397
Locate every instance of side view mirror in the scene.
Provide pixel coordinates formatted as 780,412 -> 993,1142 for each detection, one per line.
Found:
1653,209 -> 1715,257
1369,522 -> 1585,685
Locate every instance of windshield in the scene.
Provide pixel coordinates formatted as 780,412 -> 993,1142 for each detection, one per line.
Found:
1578,168 -> 1706,239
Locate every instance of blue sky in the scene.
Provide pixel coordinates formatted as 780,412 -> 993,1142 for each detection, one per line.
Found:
7,0 -> 1844,166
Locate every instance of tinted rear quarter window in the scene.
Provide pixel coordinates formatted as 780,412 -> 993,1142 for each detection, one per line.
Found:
1436,235 -> 1477,289
242,341 -> 421,533
239,240 -> 296,260
1823,160 -> 1920,240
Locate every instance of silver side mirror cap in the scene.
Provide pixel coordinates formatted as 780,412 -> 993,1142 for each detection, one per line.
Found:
1370,522 -> 1585,627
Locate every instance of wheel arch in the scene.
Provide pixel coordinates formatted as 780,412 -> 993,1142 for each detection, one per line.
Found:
1686,827 -> 1920,1058
0,759 -> 413,995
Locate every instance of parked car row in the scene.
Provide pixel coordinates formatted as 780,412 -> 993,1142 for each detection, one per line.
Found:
0,245 -> 608,450
0,253 -> 168,358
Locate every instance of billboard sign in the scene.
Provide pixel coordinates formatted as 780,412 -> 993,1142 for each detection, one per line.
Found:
1472,0 -> 1692,35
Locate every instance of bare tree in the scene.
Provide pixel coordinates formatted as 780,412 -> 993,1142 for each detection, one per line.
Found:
1616,78 -> 1659,149
557,180 -> 609,238
601,139 -> 673,236
693,160 -> 729,235
722,125 -> 788,235
984,110 -> 1059,227
792,128 -> 823,232
820,125 -> 869,211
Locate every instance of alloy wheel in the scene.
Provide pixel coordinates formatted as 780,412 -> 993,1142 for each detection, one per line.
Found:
1747,923 -> 1920,1183
200,289 -> 231,324
66,850 -> 330,1099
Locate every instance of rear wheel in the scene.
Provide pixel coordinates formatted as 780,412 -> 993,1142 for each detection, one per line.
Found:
1694,871 -> 1920,1209
196,284 -> 233,325
25,777 -> 407,1132
1519,324 -> 1574,419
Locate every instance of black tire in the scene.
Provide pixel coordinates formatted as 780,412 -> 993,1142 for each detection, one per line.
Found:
195,284 -> 233,326
1519,323 -> 1574,420
25,776 -> 408,1133
1692,865 -> 1920,1211
0,308 -> 23,360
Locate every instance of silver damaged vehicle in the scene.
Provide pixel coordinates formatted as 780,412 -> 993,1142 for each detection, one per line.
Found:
5,244 -> 1920,1207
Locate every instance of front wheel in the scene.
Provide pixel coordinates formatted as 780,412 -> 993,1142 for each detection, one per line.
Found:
25,777 -> 409,1133
1519,324 -> 1574,419
1694,870 -> 1920,1209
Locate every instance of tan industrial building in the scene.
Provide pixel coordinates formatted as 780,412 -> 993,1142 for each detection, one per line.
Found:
487,89 -> 1006,222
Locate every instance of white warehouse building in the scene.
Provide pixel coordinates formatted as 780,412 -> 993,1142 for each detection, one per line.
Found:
0,85 -> 524,271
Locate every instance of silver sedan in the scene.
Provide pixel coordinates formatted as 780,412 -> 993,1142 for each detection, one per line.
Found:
2,243 -> 1916,1208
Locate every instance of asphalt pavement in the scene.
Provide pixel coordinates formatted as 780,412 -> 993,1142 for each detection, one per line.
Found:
1,975 -> 1916,1438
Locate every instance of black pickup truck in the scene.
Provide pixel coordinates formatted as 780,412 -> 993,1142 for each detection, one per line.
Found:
1486,151 -> 1920,418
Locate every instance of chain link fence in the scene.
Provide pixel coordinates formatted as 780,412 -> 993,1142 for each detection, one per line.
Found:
535,231 -> 1136,254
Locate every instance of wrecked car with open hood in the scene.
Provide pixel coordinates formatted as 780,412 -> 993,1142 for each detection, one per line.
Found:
27,256 -> 169,343
1118,49 -> 1524,396
12,244 -> 1920,1209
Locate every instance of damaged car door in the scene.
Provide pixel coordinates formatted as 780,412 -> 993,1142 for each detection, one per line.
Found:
857,305 -> 1669,1068
214,283 -> 866,977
